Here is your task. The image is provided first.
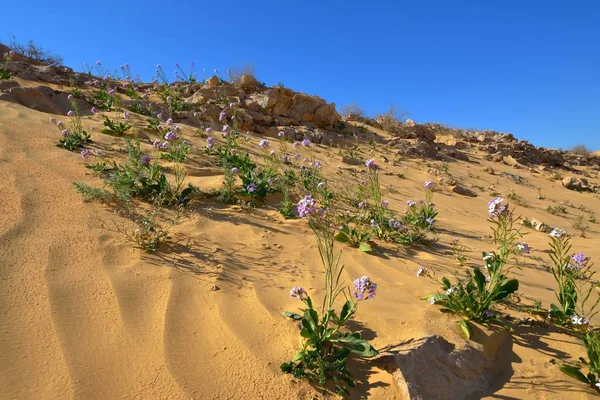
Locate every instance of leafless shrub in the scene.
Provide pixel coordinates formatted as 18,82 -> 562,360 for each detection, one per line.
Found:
374,103 -> 408,132
227,65 -> 257,84
2,34 -> 63,65
571,144 -> 592,157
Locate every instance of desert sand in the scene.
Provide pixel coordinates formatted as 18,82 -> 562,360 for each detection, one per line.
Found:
1,69 -> 600,400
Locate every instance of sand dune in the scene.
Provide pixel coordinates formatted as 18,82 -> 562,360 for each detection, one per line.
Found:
1,78 -> 599,399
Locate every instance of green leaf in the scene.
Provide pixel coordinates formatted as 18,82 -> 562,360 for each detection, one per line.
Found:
339,301 -> 354,323
473,268 -> 486,292
559,365 -> 590,384
492,279 -> 519,301
442,277 -> 452,290
458,320 -> 471,339
334,231 -> 350,243
334,332 -> 378,357
283,311 -> 302,320
358,242 -> 372,252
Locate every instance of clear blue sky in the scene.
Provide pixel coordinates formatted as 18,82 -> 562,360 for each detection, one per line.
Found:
2,1 -> 599,149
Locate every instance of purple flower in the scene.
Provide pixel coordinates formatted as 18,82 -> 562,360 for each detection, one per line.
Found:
206,137 -> 214,150
571,315 -> 589,326
140,155 -> 151,165
246,183 -> 257,193
219,110 -> 227,122
571,252 -> 589,266
292,142 -> 298,147
381,200 -> 389,208
49,117 -> 57,124
90,107 -> 98,114
67,110 -> 74,117
297,195 -> 320,218
108,88 -> 115,96
160,142 -> 170,149
488,197 -> 508,217
517,242 -> 530,254
317,182 -> 326,189
81,149 -> 90,159
407,200 -> 416,207
416,266 -> 428,278
353,276 -> 377,300
67,94 -> 74,101
358,201 -> 367,209
550,228 -> 567,238
426,217 -> 436,226
165,131 -> 177,141
370,219 -> 377,228
152,140 -> 161,149
123,111 -> 130,120
222,124 -> 229,132
205,127 -> 212,134
289,286 -> 307,301
166,118 -> 173,126
294,153 -> 301,160
270,149 -> 276,155
231,167 -> 239,174
365,158 -> 375,169
278,131 -> 285,138
301,139 -> 311,147
258,139 -> 269,148
424,180 -> 434,190
311,161 -> 322,169
61,129 -> 70,136
283,154 -> 291,164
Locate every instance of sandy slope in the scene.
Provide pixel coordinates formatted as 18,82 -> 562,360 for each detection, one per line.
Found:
1,85 -> 600,399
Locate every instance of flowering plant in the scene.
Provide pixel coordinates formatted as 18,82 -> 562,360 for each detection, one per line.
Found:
99,110 -> 132,135
281,196 -> 378,395
425,198 -> 520,338
548,230 -> 599,326
402,181 -> 438,231
53,95 -> 91,150
0,50 -> 14,80
560,329 -> 600,393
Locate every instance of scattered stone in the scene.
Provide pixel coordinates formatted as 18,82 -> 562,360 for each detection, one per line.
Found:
206,75 -> 219,86
451,184 -> 477,197
561,176 -> 597,192
483,167 -> 495,175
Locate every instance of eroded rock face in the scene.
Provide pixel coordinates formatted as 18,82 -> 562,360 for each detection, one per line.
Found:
378,335 -> 508,400
0,85 -> 91,115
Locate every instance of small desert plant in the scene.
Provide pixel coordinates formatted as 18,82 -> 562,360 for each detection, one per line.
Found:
51,95 -> 91,150
152,121 -> 191,162
536,185 -> 544,200
340,103 -> 366,120
425,198 -> 520,338
174,62 -> 198,84
98,110 -> 132,135
450,238 -> 468,265
281,196 -> 378,395
547,204 -> 567,215
547,229 -> 599,326
573,215 -> 590,238
0,49 -> 14,79
402,181 -> 438,231
334,224 -> 372,252
560,329 -> 600,393
507,190 -> 528,207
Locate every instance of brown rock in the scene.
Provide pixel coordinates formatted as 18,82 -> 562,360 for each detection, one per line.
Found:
451,185 -> 477,197
483,167 -> 495,175
405,118 -> 416,127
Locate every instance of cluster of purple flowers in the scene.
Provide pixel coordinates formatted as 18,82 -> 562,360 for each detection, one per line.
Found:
424,180 -> 434,190
488,197 -> 508,217
206,137 -> 215,150
571,252 -> 589,266
258,139 -> 269,148
140,155 -> 152,165
517,242 -> 531,254
301,139 -> 311,147
388,218 -> 402,230
353,276 -> 377,300
297,195 -> 321,218
246,183 -> 257,193
365,158 -> 375,169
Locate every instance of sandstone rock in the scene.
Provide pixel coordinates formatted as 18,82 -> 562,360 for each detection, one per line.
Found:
562,176 -> 597,192
244,92 -> 277,112
405,118 -> 416,127
524,217 -> 547,232
492,152 -> 504,162
483,167 -> 495,175
206,75 -> 219,86
0,86 -> 90,115
451,185 -> 477,197
378,335 -> 507,400
238,74 -> 260,91
439,176 -> 458,186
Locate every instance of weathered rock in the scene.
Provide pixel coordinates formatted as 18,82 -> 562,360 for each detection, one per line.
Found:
439,176 -> 458,186
451,184 -> 478,197
378,335 -> 507,400
0,80 -> 20,91
206,75 -> 219,86
524,217 -> 547,232
562,176 -> 597,192
405,118 -> 416,127
492,152 -> 504,162
483,167 -> 495,175
0,86 -> 90,115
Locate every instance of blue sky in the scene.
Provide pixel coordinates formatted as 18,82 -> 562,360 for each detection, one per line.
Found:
2,1 -> 599,149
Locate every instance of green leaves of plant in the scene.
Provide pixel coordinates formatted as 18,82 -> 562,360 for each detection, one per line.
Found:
333,332 -> 378,357
358,242 -> 372,252
559,365 -> 590,384
492,279 -> 519,302
458,320 -> 471,339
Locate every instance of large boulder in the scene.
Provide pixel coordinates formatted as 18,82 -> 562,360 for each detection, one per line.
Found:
562,176 -> 597,192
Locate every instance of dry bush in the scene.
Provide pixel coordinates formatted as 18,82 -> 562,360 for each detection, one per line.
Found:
340,103 -> 367,121
571,144 -> 592,157
374,103 -> 408,132
227,64 -> 257,84
2,34 -> 63,65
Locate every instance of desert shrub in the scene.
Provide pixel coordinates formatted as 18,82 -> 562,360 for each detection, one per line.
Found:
99,110 -> 132,135
425,198 -> 521,337
547,204 -> 567,215
451,238 -> 468,265
573,215 -> 590,238
374,103 -> 407,132
227,65 -> 257,85
4,35 -> 63,65
74,136 -> 195,205
281,196 -> 378,395
571,144 -> 592,157
340,103 -> 366,120
402,181 -> 438,231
